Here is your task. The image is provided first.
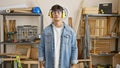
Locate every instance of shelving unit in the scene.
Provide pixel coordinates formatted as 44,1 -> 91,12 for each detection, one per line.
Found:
82,14 -> 120,68
0,12 -> 43,68
0,12 -> 43,53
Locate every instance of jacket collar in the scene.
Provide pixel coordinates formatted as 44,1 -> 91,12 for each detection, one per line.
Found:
45,22 -> 71,36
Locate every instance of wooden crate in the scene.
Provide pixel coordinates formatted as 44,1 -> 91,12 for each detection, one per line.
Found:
80,18 -> 108,37
113,54 -> 120,68
82,7 -> 98,14
91,39 -> 112,54
15,44 -> 31,59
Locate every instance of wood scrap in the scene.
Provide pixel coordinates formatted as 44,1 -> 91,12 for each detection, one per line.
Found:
13,20 -> 16,42
107,17 -> 110,35
111,18 -> 120,36
74,0 -> 85,34
68,17 -> 73,28
5,7 -> 32,13
12,10 -> 32,13
3,19 -> 8,41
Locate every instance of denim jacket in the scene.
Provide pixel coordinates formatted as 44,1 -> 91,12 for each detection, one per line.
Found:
38,22 -> 78,68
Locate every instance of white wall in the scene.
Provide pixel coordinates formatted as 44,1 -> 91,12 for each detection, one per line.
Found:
0,0 -> 119,28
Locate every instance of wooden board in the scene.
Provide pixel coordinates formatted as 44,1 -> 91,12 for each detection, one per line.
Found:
92,39 -> 112,54
6,7 -> 32,13
77,39 -> 82,59
30,48 -> 38,60
68,17 -> 72,28
3,19 -> 8,41
107,17 -> 110,35
82,7 -> 98,14
74,0 -> 85,34
80,18 -> 108,37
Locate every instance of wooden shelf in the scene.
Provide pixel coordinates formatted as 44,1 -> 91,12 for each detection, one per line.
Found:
78,59 -> 91,62
0,12 -> 42,16
84,14 -> 120,17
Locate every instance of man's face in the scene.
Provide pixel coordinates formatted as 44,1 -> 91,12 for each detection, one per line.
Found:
52,10 -> 62,21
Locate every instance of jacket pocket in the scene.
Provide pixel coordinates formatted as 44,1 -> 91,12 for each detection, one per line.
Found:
63,35 -> 70,45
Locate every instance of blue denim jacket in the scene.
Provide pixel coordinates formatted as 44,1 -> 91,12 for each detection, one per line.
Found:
38,22 -> 78,68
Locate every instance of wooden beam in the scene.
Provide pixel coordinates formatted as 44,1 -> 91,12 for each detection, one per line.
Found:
78,59 -> 91,62
3,58 -> 17,61
74,0 -> 85,34
68,17 -> 73,28
107,17 -> 110,35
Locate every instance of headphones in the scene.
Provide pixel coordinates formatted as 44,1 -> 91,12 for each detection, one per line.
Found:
48,9 -> 66,18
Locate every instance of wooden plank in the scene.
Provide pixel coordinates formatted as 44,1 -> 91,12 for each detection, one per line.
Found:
28,64 -> 30,68
30,48 -> 38,60
13,10 -> 32,13
107,17 -> 110,35
77,39 -> 82,59
68,17 -> 72,28
78,59 -> 91,62
13,20 -> 16,41
0,53 -> 20,55
3,58 -> 17,61
21,60 -> 39,64
3,19 -> 8,41
10,7 -> 32,11
79,62 -> 84,68
74,0 -> 85,34
6,7 -> 32,13
95,19 -> 99,36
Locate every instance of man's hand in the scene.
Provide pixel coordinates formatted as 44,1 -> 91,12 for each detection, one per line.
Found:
39,61 -> 44,68
71,64 -> 76,68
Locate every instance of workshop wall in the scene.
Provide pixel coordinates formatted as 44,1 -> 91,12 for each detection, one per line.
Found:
0,0 -> 119,28
0,0 -> 119,53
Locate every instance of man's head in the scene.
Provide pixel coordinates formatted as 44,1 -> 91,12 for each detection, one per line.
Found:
49,4 -> 65,20
51,4 -> 64,13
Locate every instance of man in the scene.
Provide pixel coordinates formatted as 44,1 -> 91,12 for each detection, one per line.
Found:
38,4 -> 78,68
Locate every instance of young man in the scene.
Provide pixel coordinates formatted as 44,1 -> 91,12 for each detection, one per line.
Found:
38,4 -> 78,68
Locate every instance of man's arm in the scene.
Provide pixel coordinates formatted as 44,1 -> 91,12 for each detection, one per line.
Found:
38,31 -> 45,68
71,31 -> 78,65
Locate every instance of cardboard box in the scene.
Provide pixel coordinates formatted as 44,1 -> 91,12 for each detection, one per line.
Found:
30,48 -> 38,60
82,7 -> 99,14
